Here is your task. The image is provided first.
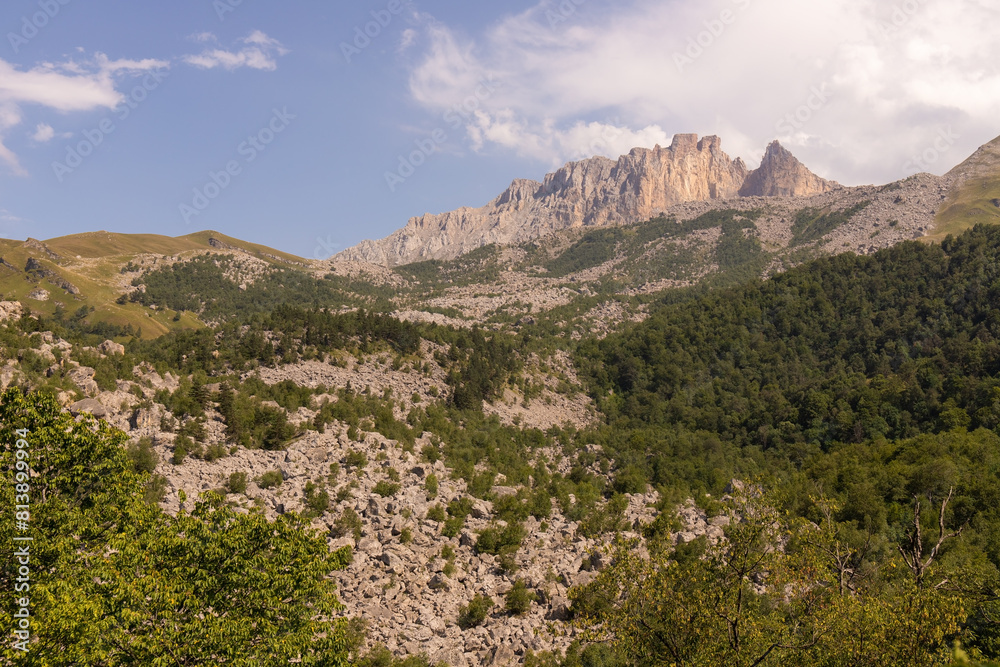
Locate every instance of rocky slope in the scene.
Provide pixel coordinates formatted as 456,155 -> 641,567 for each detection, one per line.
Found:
337,135 -> 837,266
0,323 -> 656,666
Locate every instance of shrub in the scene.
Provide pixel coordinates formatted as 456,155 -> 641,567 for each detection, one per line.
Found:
344,450 -> 368,470
304,481 -> 331,517
476,522 -> 525,556
127,437 -> 159,474
172,435 -> 193,465
144,474 -> 168,505
442,517 -> 464,538
259,470 -> 284,489
160,414 -> 177,432
421,444 -> 441,463
399,528 -> 413,544
334,507 -> 363,541
374,480 -> 400,498
425,473 -> 439,498
458,594 -> 493,630
505,580 -> 537,615
426,504 -> 446,522
202,443 -> 228,462
226,471 -> 248,495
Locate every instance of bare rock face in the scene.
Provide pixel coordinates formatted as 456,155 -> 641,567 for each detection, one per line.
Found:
739,140 -> 839,197
338,135 -> 836,266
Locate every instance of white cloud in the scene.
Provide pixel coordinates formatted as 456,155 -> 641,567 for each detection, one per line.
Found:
0,52 -> 170,175
0,32 -> 286,177
31,123 -> 54,143
183,31 -> 289,71
403,0 -> 1000,184
0,59 -> 123,113
94,53 -> 170,75
399,29 -> 417,52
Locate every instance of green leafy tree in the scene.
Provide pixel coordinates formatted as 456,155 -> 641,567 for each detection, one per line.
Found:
0,388 -> 352,665
575,487 -> 966,666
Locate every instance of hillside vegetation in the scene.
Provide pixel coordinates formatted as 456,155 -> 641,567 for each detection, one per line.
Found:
8,223 -> 1000,663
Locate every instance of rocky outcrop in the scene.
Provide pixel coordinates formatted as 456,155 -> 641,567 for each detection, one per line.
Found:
740,141 -> 839,197
0,301 -> 22,321
68,366 -> 99,397
98,340 -> 126,356
25,257 -> 82,295
23,238 -> 60,259
337,135 -> 836,266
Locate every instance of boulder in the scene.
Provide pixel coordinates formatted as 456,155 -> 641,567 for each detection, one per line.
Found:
69,399 -> 108,418
98,340 -> 126,356
546,595 -> 572,621
488,645 -> 517,667
68,366 -> 99,397
130,407 -> 159,431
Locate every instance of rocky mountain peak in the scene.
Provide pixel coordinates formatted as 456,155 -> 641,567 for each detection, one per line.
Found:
739,140 -> 839,197
337,135 -> 838,266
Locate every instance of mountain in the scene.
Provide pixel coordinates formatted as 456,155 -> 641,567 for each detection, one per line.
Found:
739,140 -> 839,197
4,134 -> 1000,666
336,135 -> 838,266
930,133 -> 1000,241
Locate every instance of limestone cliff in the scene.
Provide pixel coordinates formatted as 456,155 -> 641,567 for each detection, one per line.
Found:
740,141 -> 839,197
338,135 -> 836,266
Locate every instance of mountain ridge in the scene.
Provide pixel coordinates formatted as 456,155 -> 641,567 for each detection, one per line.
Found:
337,135 -> 839,266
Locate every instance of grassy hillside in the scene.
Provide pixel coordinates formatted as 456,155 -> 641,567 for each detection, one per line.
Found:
0,230 -> 318,339
44,231 -> 206,258
181,230 -> 309,265
929,134 -> 1000,241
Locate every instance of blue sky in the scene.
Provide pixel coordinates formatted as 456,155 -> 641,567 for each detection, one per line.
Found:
0,0 -> 997,259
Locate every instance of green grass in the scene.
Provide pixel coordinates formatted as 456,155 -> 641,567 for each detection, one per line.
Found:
929,175 -> 1000,242
928,134 -> 1000,242
43,231 -> 206,258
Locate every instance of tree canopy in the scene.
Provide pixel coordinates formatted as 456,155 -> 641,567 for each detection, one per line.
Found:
0,388 -> 351,665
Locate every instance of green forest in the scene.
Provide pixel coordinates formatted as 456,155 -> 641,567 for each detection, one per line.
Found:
564,226 -> 1000,665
